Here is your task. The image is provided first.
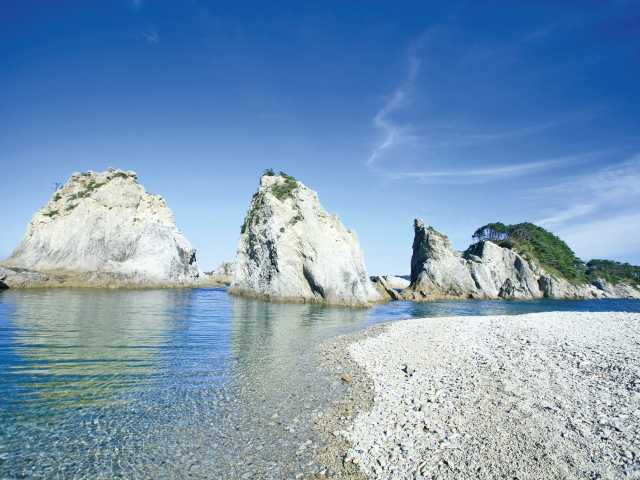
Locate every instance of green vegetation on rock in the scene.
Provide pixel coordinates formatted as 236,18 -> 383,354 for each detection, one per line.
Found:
270,172 -> 298,201
241,172 -> 300,233
586,259 -> 640,286
67,179 -> 107,202
472,222 -> 509,242
86,179 -> 106,191
471,222 -> 586,283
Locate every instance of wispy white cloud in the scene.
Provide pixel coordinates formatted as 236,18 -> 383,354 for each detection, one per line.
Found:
552,154 -> 640,200
535,154 -> 640,225
367,55 -> 420,168
142,30 -> 159,44
533,154 -> 640,260
537,203 -> 596,228
387,151 -> 599,185
405,121 -> 561,151
366,32 -> 599,184
556,212 -> 640,261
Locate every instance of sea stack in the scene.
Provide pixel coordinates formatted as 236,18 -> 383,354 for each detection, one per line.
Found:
402,218 -> 640,300
230,171 -> 380,306
403,218 -> 571,299
405,219 -> 482,299
1,168 -> 199,287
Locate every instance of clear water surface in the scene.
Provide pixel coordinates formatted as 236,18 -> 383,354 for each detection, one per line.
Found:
1,288 -> 638,479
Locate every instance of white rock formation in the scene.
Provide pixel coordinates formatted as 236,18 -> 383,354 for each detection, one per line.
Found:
379,275 -> 410,290
405,220 -> 481,299
588,277 -> 640,299
2,169 -> 199,287
402,219 -> 640,300
230,173 -> 380,306
370,275 -> 410,301
0,267 -> 50,289
201,261 -> 235,286
212,261 -> 235,278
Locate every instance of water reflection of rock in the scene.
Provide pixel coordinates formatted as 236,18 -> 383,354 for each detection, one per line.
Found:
230,297 -> 368,382
221,297 -> 369,478
5,289 -> 191,409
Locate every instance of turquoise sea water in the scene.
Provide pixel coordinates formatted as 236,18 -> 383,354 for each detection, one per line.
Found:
1,288 -> 639,479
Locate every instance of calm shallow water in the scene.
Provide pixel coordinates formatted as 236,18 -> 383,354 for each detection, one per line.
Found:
0,288 -> 639,479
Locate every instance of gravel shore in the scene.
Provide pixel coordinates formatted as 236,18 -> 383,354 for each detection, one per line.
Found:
319,311 -> 640,479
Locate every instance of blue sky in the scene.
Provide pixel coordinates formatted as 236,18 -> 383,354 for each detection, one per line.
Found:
1,0 -> 639,274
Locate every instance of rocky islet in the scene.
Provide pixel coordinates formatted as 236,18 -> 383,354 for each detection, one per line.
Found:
2,169 -> 638,302
394,218 -> 640,301
230,172 -> 381,307
1,168 -> 200,288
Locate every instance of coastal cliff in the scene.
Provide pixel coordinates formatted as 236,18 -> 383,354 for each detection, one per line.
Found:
1,169 -> 200,288
230,172 -> 380,306
399,219 -> 640,300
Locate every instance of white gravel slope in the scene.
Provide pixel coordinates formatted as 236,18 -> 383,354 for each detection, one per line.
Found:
340,312 -> 640,479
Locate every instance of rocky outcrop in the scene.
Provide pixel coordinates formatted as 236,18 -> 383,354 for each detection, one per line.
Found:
405,220 -> 480,299
1,169 -> 200,287
588,277 -> 640,299
371,276 -> 401,301
0,266 -> 54,289
202,261 -> 235,286
230,173 -> 380,306
371,276 -> 410,301
401,219 -> 640,300
379,275 -> 410,290
212,261 -> 234,279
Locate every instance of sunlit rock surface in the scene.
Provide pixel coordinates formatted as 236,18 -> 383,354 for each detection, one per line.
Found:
401,219 -> 640,300
231,173 -> 380,306
2,169 -> 199,287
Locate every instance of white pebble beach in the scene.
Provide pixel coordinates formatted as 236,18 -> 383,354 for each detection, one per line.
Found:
334,311 -> 640,479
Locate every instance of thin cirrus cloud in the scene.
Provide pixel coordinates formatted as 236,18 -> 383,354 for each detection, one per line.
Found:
386,152 -> 599,185
556,212 -> 640,261
365,36 -> 590,184
411,119 -> 578,150
366,56 -> 421,168
142,30 -> 159,44
535,154 -> 640,229
536,203 -> 597,228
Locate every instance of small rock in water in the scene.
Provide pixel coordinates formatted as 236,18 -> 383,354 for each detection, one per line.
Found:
340,373 -> 353,384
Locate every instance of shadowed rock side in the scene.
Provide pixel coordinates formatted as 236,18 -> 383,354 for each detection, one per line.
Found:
401,219 -> 640,300
230,173 -> 381,307
1,169 -> 201,288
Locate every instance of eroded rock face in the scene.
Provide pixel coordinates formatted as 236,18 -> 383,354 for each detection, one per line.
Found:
373,275 -> 410,291
588,278 -> 640,299
2,169 -> 199,287
406,220 -> 479,299
402,219 -> 640,300
230,174 -> 380,306
370,276 -> 402,301
0,267 -> 51,288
